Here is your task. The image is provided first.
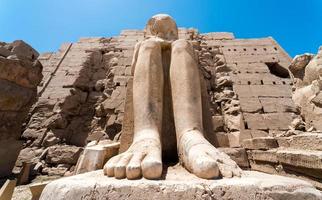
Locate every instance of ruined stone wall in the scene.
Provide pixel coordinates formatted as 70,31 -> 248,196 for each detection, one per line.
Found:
202,35 -> 322,189
199,34 -> 322,189
16,37 -> 120,178
203,35 -> 295,143
0,41 -> 42,178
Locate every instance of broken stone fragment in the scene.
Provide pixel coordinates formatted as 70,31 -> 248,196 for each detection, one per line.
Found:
108,57 -> 118,67
42,114 -> 68,129
15,147 -> 43,167
216,76 -> 232,88
0,79 -> 35,111
75,140 -> 120,174
95,79 -> 105,91
101,98 -> 122,112
289,53 -> 314,81
0,46 -> 11,57
290,47 -> 322,131
42,166 -> 69,176
9,40 -> 39,61
214,90 -> 234,102
224,114 -> 243,132
211,115 -> 224,132
214,54 -> 225,66
0,56 -> 43,89
227,131 -> 242,147
103,51 -> 116,62
289,117 -> 306,131
45,145 -> 83,165
41,131 -> 61,147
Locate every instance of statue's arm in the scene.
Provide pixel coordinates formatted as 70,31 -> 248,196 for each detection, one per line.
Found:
130,41 -> 142,75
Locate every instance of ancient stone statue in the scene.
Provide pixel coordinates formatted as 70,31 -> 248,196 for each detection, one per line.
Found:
104,14 -> 242,179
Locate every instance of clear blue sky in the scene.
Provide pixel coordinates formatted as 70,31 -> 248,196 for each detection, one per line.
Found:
0,0 -> 321,57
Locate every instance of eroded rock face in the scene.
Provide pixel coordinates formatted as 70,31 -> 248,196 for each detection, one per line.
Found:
15,37 -> 125,181
0,40 -> 42,178
289,47 -> 322,130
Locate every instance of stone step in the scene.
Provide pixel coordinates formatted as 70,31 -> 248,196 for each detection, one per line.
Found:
249,160 -> 322,190
276,149 -> 322,170
280,133 -> 322,151
248,148 -> 322,172
248,147 -> 322,183
242,137 -> 278,150
276,149 -> 322,179
247,149 -> 278,163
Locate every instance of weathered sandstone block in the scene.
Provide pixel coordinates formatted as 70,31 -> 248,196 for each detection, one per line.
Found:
75,140 -> 119,174
276,149 -> 322,171
242,137 -> 278,150
287,132 -> 322,151
248,149 -> 278,163
45,145 -> 83,165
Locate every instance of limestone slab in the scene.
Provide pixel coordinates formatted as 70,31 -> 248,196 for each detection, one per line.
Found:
40,168 -> 322,200
75,141 -> 120,174
248,149 -> 278,163
29,181 -> 49,200
276,149 -> 322,170
242,137 -> 278,150
288,133 -> 322,151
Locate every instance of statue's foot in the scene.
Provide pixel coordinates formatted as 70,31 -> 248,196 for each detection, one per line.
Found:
179,129 -> 242,179
103,134 -> 162,180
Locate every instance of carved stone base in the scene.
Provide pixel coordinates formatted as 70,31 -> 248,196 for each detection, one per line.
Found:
40,166 -> 321,200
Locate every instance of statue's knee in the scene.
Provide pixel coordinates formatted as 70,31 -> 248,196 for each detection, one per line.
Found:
172,39 -> 192,54
140,40 -> 160,51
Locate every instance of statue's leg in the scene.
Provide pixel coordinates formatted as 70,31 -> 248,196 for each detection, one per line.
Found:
104,40 -> 163,180
170,39 -> 242,179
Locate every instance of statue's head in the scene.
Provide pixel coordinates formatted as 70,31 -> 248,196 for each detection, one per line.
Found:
145,14 -> 178,41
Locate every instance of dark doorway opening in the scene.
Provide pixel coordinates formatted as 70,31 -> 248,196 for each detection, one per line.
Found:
265,62 -> 290,78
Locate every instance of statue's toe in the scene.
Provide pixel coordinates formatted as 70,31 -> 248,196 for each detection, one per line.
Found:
206,149 -> 242,178
216,157 -> 242,178
141,151 -> 162,179
104,155 -> 121,177
126,153 -> 144,179
190,152 -> 220,179
114,153 -> 133,179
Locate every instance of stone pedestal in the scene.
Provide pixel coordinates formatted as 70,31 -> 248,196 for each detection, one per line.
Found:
40,167 -> 322,200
